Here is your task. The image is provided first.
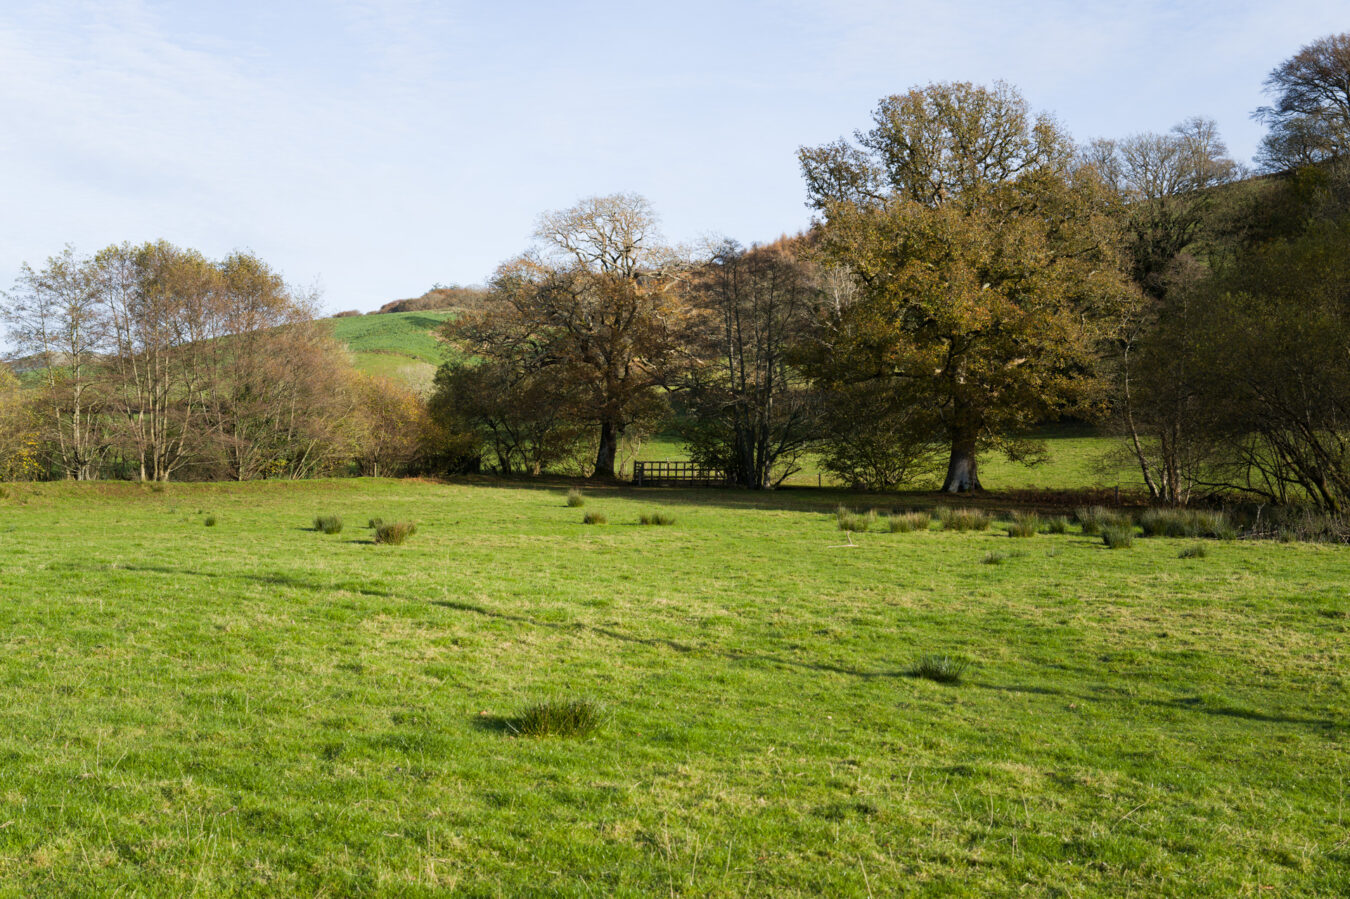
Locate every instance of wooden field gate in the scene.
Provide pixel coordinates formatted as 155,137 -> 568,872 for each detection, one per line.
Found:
632,461 -> 730,487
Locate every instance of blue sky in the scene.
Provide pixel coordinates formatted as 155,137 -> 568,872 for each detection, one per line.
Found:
2,0 -> 1345,312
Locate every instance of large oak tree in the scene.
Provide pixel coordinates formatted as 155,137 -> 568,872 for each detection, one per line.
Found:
799,81 -> 1131,492
446,194 -> 689,479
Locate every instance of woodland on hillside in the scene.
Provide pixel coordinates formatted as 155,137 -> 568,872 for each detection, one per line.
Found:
4,32 -> 1350,514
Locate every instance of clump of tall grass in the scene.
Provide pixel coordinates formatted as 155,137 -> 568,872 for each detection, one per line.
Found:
1046,515 -> 1070,534
836,506 -> 878,532
314,515 -> 343,535
565,488 -> 585,508
983,549 -> 1027,565
509,698 -> 606,738
1178,544 -> 1208,559
637,511 -> 676,526
1101,524 -> 1135,549
367,517 -> 384,530
1006,511 -> 1042,538
582,511 -> 607,525
204,515 -> 217,527
374,521 -> 417,545
910,655 -> 970,684
1076,506 -> 1131,536
937,507 -> 992,531
887,511 -> 932,533
1138,508 -> 1233,539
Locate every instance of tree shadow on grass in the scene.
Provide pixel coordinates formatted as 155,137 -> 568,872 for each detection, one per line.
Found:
68,560 -> 910,681
60,560 -> 1347,732
973,680 -> 1344,732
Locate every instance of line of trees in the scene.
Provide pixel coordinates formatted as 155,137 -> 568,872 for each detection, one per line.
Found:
432,31 -> 1350,514
2,242 -> 434,481
5,30 -> 1349,515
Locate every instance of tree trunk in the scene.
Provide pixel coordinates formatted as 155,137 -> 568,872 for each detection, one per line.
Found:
941,427 -> 982,493
593,420 -> 619,479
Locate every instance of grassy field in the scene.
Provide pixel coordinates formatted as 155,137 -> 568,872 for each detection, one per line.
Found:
327,312 -> 457,392
0,478 -> 1345,895
636,424 -> 1145,492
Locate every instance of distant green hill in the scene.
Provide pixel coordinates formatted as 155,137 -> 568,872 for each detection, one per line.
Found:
327,311 -> 458,392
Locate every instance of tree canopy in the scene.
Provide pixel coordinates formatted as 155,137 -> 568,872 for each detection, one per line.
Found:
799,81 -> 1133,492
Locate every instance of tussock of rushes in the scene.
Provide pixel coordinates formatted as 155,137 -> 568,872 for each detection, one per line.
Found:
836,506 -> 878,532
314,515 -> 343,535
1101,524 -> 1135,549
910,655 -> 969,684
637,511 -> 676,526
565,488 -> 585,508
582,512 -> 607,525
204,515 -> 217,527
1046,515 -> 1070,534
887,511 -> 932,533
1179,544 -> 1208,559
1076,506 -> 1131,536
367,517 -> 384,529
983,549 -> 1027,565
938,507 -> 992,531
1007,511 -> 1042,538
1139,508 -> 1233,539
374,521 -> 417,545
510,698 -> 605,738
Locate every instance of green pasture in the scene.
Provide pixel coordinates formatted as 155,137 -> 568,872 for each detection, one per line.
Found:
328,311 -> 456,391
0,477 -> 1344,895
636,424 -> 1145,491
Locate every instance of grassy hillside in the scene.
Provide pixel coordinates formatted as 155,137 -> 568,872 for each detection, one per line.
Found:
326,311 -> 457,391
0,478 -> 1344,894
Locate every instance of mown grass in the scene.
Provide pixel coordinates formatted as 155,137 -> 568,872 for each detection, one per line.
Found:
0,478 -> 1345,895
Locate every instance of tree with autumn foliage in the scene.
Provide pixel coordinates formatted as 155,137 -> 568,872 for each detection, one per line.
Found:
443,194 -> 689,479
798,81 -> 1133,492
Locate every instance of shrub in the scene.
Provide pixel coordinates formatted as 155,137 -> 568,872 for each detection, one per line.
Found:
938,507 -> 991,531
637,511 -> 676,526
1101,524 -> 1134,549
314,515 -> 343,535
910,655 -> 969,684
1076,506 -> 1131,536
887,511 -> 932,533
582,512 -> 607,525
1179,544 -> 1208,559
510,698 -> 606,738
1046,515 -> 1070,534
204,515 -> 217,528
1007,511 -> 1042,538
836,506 -> 878,532
374,521 -> 417,544
566,488 -> 585,508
